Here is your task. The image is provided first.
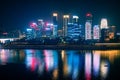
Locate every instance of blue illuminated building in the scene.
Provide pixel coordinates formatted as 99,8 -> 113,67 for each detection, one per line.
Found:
53,13 -> 58,37
26,28 -> 35,40
67,23 -> 84,39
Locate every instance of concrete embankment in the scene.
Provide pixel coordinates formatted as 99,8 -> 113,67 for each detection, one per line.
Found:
1,44 -> 120,50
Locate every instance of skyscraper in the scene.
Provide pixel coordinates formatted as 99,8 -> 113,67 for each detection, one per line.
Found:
93,25 -> 100,40
100,18 -> 109,42
100,18 -> 108,29
85,13 -> 92,40
53,13 -> 58,25
109,26 -> 116,39
85,22 -> 92,40
72,16 -> 79,24
63,15 -> 69,37
53,13 -> 58,37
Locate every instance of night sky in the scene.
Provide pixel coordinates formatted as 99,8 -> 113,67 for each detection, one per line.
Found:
0,0 -> 120,32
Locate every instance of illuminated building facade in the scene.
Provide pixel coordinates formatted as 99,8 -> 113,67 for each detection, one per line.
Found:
53,13 -> 58,37
63,15 -> 69,37
93,25 -> 100,40
67,23 -> 84,38
109,26 -> 116,39
53,13 -> 58,25
85,22 -> 92,40
100,29 -> 109,42
85,13 -> 92,40
26,28 -> 35,40
100,18 -> 108,29
72,16 -> 79,24
43,23 -> 53,37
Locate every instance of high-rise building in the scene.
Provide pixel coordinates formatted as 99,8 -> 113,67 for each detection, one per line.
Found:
38,19 -> 44,29
85,22 -> 92,40
72,16 -> 79,24
43,23 -> 53,37
53,13 -> 58,25
53,13 -> 58,37
100,18 -> 109,41
93,25 -> 100,40
26,28 -> 34,40
67,23 -> 84,39
100,29 -> 109,42
109,26 -> 116,39
37,19 -> 44,38
63,15 -> 69,37
100,18 -> 108,29
86,13 -> 92,23
85,13 -> 92,40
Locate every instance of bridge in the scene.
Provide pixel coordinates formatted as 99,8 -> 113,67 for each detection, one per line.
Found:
0,38 -> 20,43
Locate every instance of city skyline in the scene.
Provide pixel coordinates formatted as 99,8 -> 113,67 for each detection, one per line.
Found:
0,0 -> 120,31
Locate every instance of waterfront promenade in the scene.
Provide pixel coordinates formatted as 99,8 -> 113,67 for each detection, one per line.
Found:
1,43 -> 120,50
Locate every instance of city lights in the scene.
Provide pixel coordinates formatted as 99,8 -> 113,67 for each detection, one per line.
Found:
73,16 -> 79,19
63,15 -> 69,18
53,13 -> 58,16
100,18 -> 108,29
0,12 -> 119,44
27,28 -> 32,31
1,1 -> 120,80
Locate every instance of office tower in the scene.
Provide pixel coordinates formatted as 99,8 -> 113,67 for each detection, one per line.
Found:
38,19 -> 44,28
86,13 -> 92,23
67,23 -> 84,39
43,23 -> 53,37
109,26 -> 116,39
100,29 -> 109,42
85,13 -> 92,40
85,22 -> 92,40
63,15 -> 69,37
100,18 -> 109,41
72,16 -> 79,24
93,25 -> 100,40
100,18 -> 108,29
26,28 -> 34,40
37,19 -> 44,38
53,13 -> 58,25
53,13 -> 58,37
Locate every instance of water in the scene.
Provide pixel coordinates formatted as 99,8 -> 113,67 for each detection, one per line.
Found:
0,49 -> 120,80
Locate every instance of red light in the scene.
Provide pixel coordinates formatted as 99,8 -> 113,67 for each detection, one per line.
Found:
86,13 -> 92,17
3,32 -> 8,35
30,22 -> 38,29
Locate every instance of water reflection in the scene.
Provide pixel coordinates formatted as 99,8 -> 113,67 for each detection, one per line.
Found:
100,60 -> 110,79
93,51 -> 100,77
85,52 -> 92,80
0,49 -> 120,80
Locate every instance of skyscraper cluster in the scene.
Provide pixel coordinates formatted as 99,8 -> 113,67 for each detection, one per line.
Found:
26,12 -> 116,42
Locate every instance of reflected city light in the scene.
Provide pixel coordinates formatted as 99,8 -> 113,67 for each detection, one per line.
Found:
61,50 -> 65,60
44,50 -> 58,72
93,51 -> 100,76
19,50 -> 25,61
44,50 -> 54,71
52,69 -> 58,80
72,54 -> 80,80
62,50 -> 68,76
85,52 -> 92,80
67,51 -> 74,75
0,49 -> 119,80
0,49 -> 10,65
25,50 -> 38,71
94,50 -> 120,63
100,61 -> 109,78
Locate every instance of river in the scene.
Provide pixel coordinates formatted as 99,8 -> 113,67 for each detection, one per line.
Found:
0,49 -> 120,80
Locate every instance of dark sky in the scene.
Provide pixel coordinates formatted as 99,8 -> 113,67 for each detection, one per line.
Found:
0,0 -> 120,31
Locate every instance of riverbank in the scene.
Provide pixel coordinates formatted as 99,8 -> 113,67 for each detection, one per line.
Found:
1,44 -> 120,50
